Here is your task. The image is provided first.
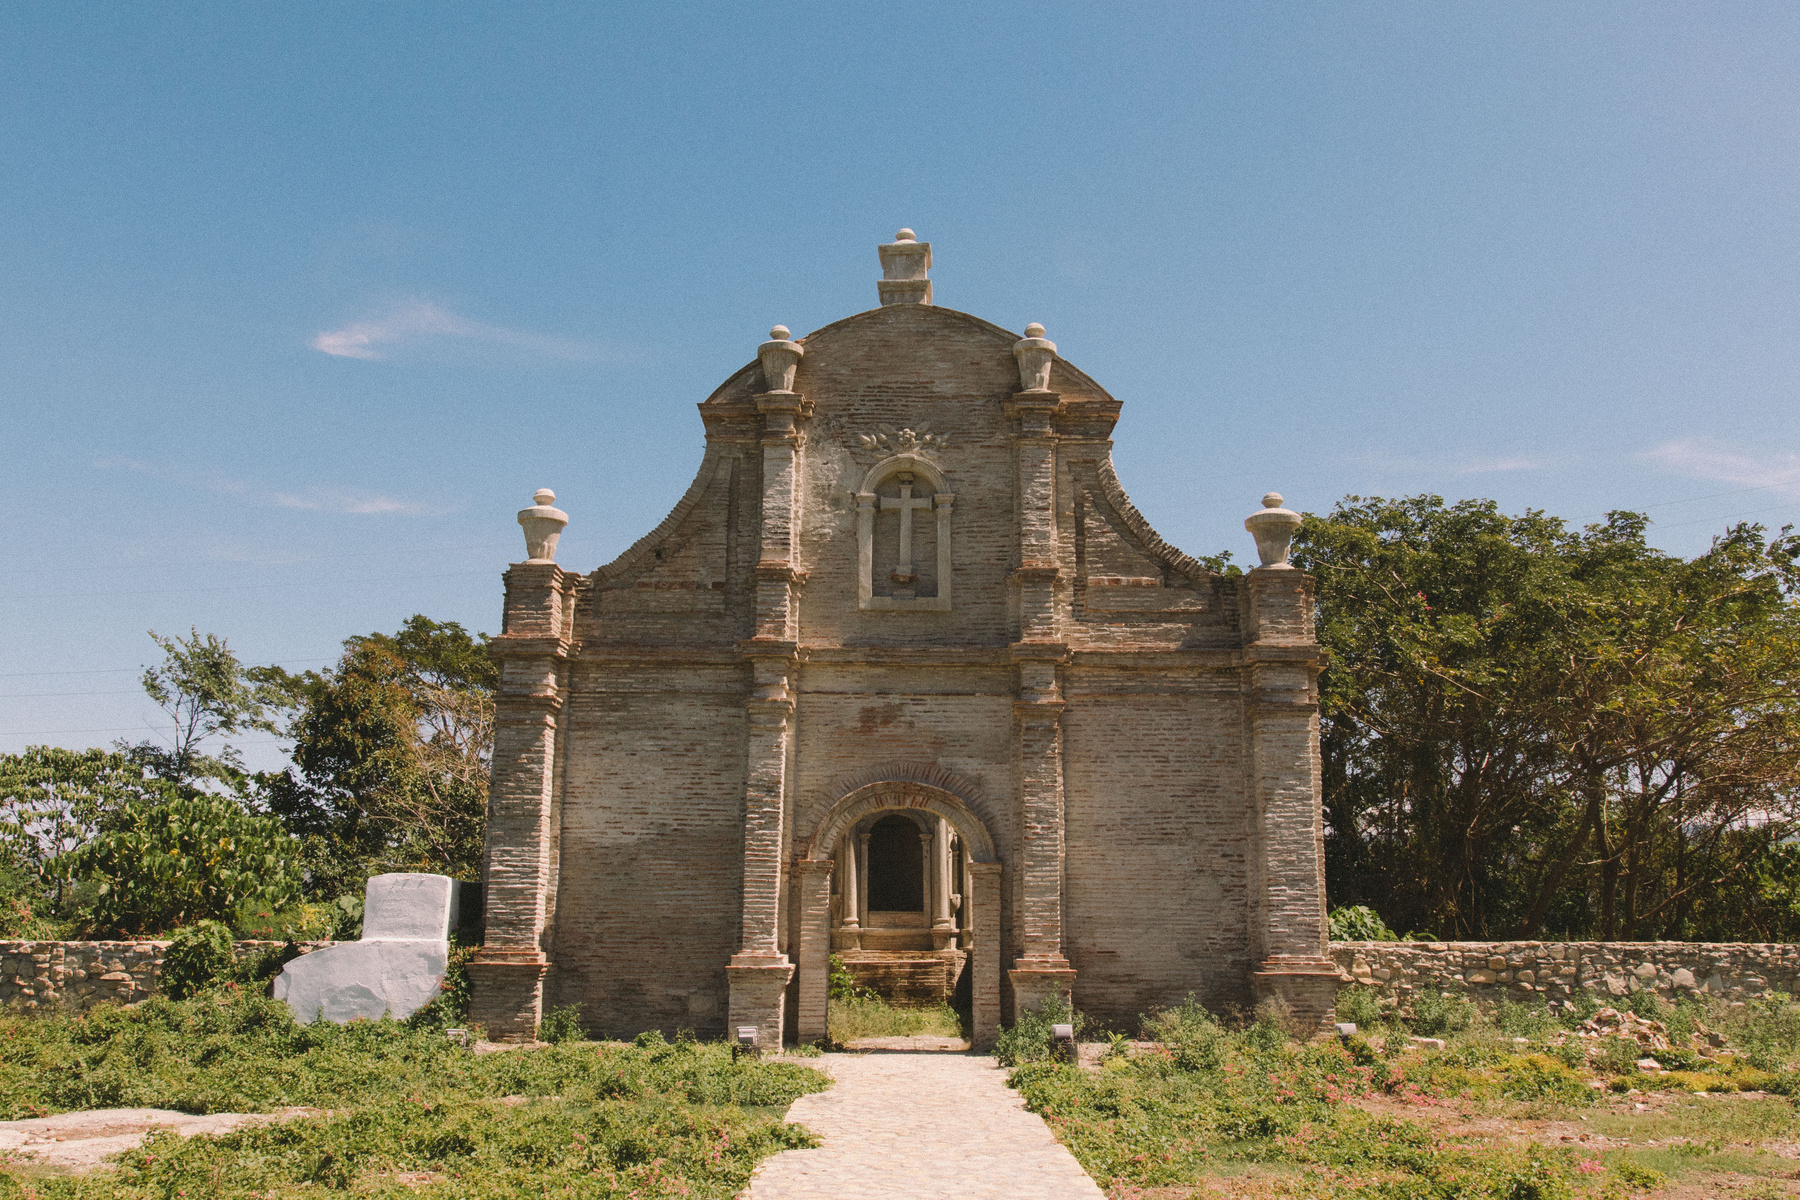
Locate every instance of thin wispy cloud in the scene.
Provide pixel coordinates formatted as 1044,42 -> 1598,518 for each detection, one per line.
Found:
1456,455 -> 1544,475
1340,449 -> 1553,477
97,457 -> 445,517
312,300 -> 597,362
1639,438 -> 1800,500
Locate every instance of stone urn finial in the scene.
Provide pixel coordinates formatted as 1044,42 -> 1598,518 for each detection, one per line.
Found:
518,488 -> 569,564
1245,492 -> 1302,569
758,324 -> 804,393
1013,322 -> 1056,393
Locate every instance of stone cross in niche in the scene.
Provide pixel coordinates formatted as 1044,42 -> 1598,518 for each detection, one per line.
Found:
881,471 -> 933,586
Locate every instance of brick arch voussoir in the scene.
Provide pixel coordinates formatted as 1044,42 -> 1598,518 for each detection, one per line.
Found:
802,779 -> 997,864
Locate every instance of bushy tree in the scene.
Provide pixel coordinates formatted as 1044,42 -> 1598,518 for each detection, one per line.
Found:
1297,495 -> 1800,940
259,616 -> 495,895
52,791 -> 302,936
126,627 -> 297,788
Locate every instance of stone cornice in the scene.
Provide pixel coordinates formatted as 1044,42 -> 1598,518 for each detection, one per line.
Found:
738,638 -> 799,660
488,635 -> 570,661
1009,641 -> 1071,663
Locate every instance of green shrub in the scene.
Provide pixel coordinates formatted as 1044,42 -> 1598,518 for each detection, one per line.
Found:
828,996 -> 962,1041
1623,987 -> 1670,1021
1336,985 -> 1385,1029
827,953 -> 871,1000
1595,1035 -> 1642,1074
1561,989 -> 1602,1023
1407,989 -> 1474,1037
1327,904 -> 1398,941
1144,995 -> 1227,1072
160,920 -> 237,1000
54,792 -> 303,936
995,995 -> 1084,1067
0,989 -> 830,1196
1499,1054 -> 1596,1104
1494,998 -> 1561,1040
536,1002 -> 586,1043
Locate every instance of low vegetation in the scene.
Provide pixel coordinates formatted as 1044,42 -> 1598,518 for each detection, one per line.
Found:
1006,987 -> 1800,1199
826,996 -> 963,1042
0,990 -> 827,1198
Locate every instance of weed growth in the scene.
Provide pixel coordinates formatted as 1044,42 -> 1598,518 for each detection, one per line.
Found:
0,990 -> 827,1197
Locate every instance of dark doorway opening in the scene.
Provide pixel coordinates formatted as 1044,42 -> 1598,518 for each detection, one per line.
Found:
866,815 -> 924,911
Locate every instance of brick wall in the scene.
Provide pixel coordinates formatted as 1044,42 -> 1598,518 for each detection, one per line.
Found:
0,941 -> 329,1014
1332,941 -> 1800,1004
490,293 -> 1331,1041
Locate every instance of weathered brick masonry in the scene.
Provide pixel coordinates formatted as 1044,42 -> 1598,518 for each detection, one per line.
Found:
470,232 -> 1339,1046
1333,941 -> 1800,1003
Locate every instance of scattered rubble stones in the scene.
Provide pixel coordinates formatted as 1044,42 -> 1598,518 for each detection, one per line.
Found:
0,941 -> 331,1014
1333,941 -> 1800,1005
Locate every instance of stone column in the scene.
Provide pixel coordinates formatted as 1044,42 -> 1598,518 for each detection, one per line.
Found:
727,383 -> 809,1049
857,831 -> 871,926
470,561 -> 570,1041
968,862 -> 1003,1051
1243,558 -> 1340,1033
931,818 -> 956,949
794,858 -> 834,1045
836,832 -> 861,950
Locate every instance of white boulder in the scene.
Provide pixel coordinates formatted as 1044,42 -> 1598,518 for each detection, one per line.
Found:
274,873 -> 460,1024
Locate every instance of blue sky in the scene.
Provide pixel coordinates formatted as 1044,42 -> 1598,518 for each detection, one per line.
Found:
4,3 -> 1799,766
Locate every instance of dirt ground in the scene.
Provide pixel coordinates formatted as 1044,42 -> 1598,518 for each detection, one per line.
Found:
0,1107 -> 323,1174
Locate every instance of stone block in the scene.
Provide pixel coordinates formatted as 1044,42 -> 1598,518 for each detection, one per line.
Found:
362,874 -> 458,940
274,872 -> 456,1025
273,941 -> 448,1024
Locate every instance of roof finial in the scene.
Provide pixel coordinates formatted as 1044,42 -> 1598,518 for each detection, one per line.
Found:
518,489 -> 569,564
758,324 -> 804,393
1245,493 -> 1302,569
1013,323 -> 1056,393
878,228 -> 932,306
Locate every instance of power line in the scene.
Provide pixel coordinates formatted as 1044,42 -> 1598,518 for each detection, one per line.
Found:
1655,502 -> 1800,533
0,568 -> 493,604
0,689 -> 145,699
0,727 -> 293,738
0,657 -> 335,680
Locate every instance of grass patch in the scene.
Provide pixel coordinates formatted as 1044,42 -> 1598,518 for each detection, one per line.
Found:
1003,990 -> 1800,1199
0,990 -> 828,1197
826,996 -> 962,1042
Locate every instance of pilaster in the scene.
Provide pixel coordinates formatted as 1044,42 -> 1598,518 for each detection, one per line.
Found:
968,861 -> 1003,1051
794,858 -> 834,1045
1243,565 -> 1340,1031
727,386 -> 810,1048
471,561 -> 572,1041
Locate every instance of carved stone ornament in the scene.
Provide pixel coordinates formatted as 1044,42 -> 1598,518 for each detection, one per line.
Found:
518,488 -> 569,563
877,228 -> 933,305
855,423 -> 948,460
757,325 -> 804,392
1245,492 -> 1302,569
1013,322 -> 1056,392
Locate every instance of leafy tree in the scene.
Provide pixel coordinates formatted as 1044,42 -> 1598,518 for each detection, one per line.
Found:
1296,495 -> 1800,941
260,615 -> 495,894
126,627 -> 297,788
0,747 -> 176,931
52,791 -> 302,936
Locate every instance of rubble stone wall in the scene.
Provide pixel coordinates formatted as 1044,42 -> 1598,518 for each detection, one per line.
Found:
0,940 -> 331,1014
1331,941 -> 1800,1004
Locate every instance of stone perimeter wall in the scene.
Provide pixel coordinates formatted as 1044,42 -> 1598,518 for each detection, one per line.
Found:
1331,941 -> 1800,1005
0,940 -> 331,1015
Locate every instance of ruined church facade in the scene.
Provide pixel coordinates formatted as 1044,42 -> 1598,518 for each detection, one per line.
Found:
469,233 -> 1336,1047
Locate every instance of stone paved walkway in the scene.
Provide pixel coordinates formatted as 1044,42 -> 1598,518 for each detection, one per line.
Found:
747,1052 -> 1106,1199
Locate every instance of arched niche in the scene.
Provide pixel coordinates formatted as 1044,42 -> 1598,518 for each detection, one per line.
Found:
855,455 -> 955,612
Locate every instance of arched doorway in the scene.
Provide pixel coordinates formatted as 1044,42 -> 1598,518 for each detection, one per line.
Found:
795,780 -> 1001,1050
